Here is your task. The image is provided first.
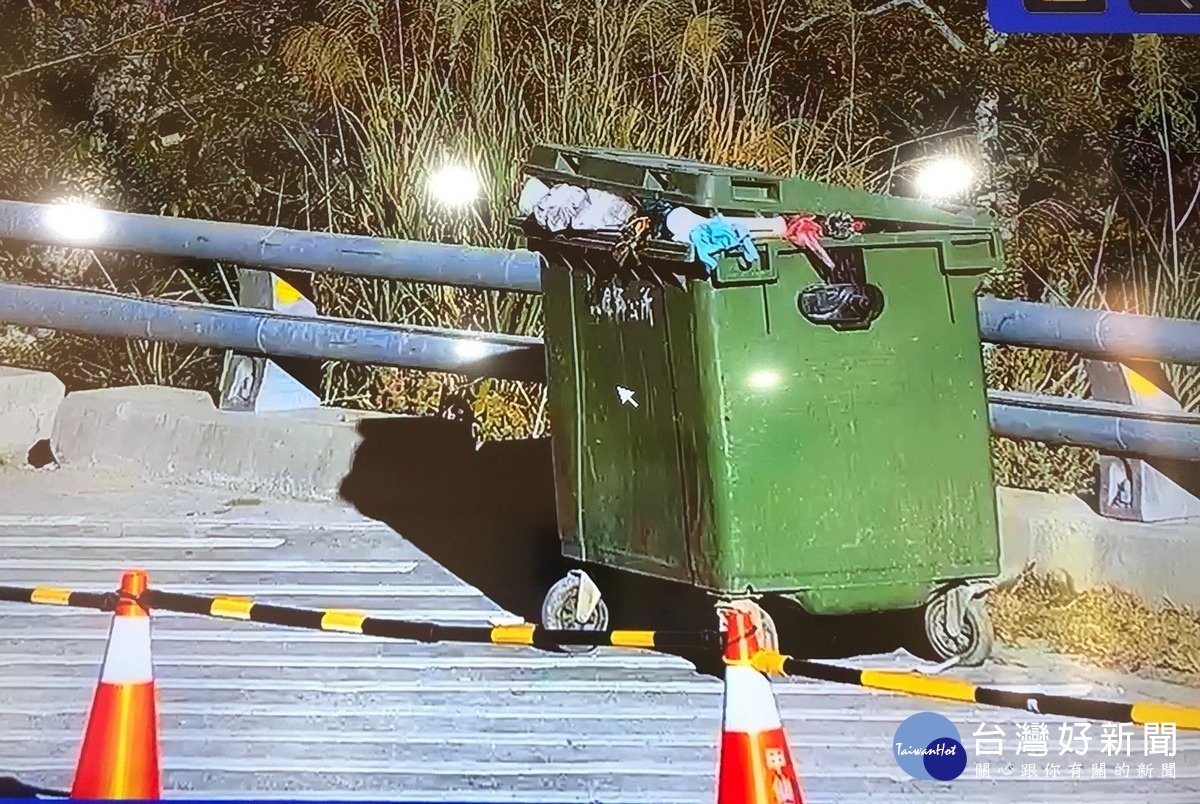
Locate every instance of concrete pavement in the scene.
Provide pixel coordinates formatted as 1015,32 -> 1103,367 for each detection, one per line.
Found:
0,467 -> 1198,802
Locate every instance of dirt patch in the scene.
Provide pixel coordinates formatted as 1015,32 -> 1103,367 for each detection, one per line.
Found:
989,565 -> 1200,688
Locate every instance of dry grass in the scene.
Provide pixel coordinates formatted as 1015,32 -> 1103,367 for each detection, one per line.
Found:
988,163 -> 1200,494
267,3 -> 1200,460
271,0 -> 941,440
990,566 -> 1200,685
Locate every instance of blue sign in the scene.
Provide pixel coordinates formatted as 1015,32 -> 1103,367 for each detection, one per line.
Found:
989,1 -> 1200,33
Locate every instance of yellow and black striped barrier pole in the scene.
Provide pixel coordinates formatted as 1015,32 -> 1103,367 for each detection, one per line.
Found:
0,584 -> 720,652
0,584 -> 116,612
752,650 -> 1200,732
138,588 -> 722,652
6,581 -> 1200,732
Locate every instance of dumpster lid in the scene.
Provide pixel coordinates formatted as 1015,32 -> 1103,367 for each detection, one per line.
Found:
522,144 -> 996,231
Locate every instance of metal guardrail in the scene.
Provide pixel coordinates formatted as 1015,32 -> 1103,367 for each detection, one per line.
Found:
979,300 -> 1200,467
987,391 -> 1200,462
0,199 -> 544,294
2,201 -> 1199,465
978,297 -> 1200,367
4,281 -> 1199,462
0,282 -> 544,382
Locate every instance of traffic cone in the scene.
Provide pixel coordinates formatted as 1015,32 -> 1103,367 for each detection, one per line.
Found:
71,570 -> 161,800
716,604 -> 805,804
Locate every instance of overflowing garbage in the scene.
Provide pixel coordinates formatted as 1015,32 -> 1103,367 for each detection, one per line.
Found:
516,176 -> 864,273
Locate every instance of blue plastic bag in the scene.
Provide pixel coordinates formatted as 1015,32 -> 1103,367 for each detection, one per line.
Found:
688,216 -> 760,272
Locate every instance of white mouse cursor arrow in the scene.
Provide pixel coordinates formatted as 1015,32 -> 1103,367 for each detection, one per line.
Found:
617,386 -> 639,408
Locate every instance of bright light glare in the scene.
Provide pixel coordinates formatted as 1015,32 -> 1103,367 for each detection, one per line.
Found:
749,370 -> 780,389
455,339 -> 489,360
914,157 -> 974,200
44,201 -> 106,242
428,165 -> 481,208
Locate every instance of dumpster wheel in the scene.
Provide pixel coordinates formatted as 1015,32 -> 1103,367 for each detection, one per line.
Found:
541,570 -> 610,654
923,590 -> 993,668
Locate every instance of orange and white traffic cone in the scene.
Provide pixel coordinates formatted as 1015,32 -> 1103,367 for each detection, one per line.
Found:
716,603 -> 805,804
72,570 -> 161,800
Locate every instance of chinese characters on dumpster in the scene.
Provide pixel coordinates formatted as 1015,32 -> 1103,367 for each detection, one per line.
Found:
584,274 -> 656,326
971,721 -> 1178,780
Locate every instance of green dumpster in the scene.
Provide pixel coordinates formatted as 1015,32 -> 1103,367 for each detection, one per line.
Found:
516,145 -> 1003,665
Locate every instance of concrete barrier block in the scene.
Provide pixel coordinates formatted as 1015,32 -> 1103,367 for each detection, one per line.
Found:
997,488 -> 1097,579
51,385 -> 214,470
50,385 -> 382,500
997,485 -> 1200,609
0,366 -> 66,462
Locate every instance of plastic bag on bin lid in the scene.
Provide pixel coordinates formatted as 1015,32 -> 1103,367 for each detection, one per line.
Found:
669,207 -> 788,242
689,216 -> 760,271
667,206 -> 705,242
636,198 -> 675,240
517,176 -> 551,216
572,189 -> 636,232
784,214 -> 834,268
533,184 -> 589,232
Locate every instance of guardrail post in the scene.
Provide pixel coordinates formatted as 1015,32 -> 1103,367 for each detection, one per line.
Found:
1082,359 -> 1200,522
217,269 -> 322,412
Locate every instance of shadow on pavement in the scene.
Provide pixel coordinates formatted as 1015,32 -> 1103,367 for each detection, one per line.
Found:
340,416 -> 933,677
0,775 -> 67,798
338,416 -> 567,622
761,600 -> 928,663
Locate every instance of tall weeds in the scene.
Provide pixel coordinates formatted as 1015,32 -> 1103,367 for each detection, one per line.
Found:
273,0 -> 899,437
988,35 -> 1200,493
